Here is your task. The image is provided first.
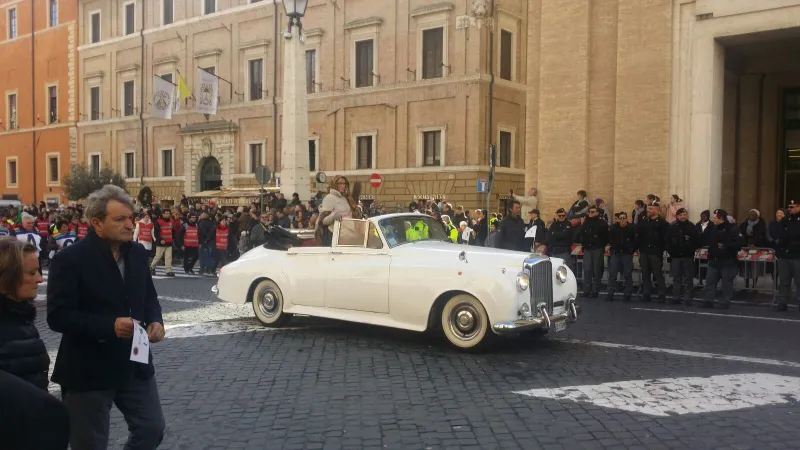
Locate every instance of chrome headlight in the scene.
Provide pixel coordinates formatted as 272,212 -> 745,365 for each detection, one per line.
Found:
516,272 -> 530,291
556,265 -> 569,284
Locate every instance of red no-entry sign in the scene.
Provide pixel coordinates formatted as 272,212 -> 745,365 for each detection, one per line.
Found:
369,173 -> 382,189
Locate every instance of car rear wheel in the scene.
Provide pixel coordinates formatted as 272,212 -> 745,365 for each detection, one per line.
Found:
251,280 -> 291,327
440,294 -> 490,350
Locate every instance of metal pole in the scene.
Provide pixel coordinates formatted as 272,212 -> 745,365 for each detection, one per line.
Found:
31,0 -> 36,203
272,3 -> 279,189
486,0 -> 496,217
140,0 -> 146,182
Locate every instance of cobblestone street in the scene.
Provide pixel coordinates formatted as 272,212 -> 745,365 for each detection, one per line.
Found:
36,273 -> 800,450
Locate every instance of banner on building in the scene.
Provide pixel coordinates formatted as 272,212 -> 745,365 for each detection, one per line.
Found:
151,75 -> 175,120
196,68 -> 218,115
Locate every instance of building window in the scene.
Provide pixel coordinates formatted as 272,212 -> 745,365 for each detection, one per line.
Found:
159,73 -> 172,84
499,130 -> 512,168
47,155 -> 59,183
161,149 -> 173,177
7,93 -> 17,129
6,159 -> 17,187
248,59 -> 263,101
201,66 -> 215,76
162,0 -> 173,25
356,136 -> 373,170
500,30 -> 513,81
422,27 -> 443,79
124,3 -> 135,35
123,151 -> 135,178
204,0 -> 215,15
8,8 -> 17,39
49,0 -> 58,27
305,50 -> 316,94
422,130 -> 441,166
90,12 -> 100,43
90,86 -> 100,120
248,143 -> 263,173
122,80 -> 134,116
355,40 -> 374,88
308,139 -> 316,172
89,154 -> 101,177
48,86 -> 58,123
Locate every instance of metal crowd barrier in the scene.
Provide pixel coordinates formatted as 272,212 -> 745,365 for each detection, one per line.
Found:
553,244 -> 778,299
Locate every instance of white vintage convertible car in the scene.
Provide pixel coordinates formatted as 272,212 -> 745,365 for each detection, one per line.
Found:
212,213 -> 580,350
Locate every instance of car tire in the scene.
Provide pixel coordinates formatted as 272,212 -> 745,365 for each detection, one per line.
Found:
251,279 -> 291,327
440,294 -> 491,350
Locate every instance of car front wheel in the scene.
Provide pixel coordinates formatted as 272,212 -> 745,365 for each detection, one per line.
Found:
251,279 -> 291,327
440,294 -> 490,350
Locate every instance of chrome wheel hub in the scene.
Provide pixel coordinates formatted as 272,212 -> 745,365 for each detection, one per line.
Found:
257,289 -> 279,318
449,303 -> 481,340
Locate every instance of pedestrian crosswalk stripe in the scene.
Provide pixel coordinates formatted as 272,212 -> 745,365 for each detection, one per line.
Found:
514,373 -> 800,417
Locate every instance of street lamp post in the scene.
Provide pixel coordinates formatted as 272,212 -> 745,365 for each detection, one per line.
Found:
279,0 -> 311,201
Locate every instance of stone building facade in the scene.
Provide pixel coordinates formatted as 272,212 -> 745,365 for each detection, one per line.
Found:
72,0 -> 800,218
75,0 -> 528,211
0,0 -> 78,205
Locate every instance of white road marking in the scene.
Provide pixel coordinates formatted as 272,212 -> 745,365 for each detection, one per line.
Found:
631,307 -> 800,323
165,321 -> 294,339
560,339 -> 800,369
514,373 -> 800,417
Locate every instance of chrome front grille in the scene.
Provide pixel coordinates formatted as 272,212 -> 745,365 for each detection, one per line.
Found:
526,259 -> 553,314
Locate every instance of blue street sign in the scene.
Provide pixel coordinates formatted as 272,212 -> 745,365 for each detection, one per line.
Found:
477,178 -> 488,193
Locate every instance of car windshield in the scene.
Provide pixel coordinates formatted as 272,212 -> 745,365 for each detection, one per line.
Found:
378,215 -> 450,248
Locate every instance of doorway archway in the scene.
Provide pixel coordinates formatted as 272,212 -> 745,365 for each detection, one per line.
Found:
199,157 -> 222,191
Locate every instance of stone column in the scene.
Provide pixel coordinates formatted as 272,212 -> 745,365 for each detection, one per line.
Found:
280,22 -> 311,201
687,37 -> 725,218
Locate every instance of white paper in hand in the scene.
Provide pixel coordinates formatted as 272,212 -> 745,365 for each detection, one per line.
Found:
461,228 -> 472,242
525,226 -> 537,239
130,322 -> 150,364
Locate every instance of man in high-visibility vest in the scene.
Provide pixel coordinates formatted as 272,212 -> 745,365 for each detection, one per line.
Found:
404,221 -> 421,242
442,215 -> 458,243
413,218 -> 429,240
150,209 -> 175,277
182,214 -> 200,274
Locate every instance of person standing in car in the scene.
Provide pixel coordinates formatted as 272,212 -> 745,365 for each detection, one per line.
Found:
637,203 -> 669,303
702,209 -> 745,309
667,208 -> 701,305
579,206 -> 609,298
606,212 -> 637,302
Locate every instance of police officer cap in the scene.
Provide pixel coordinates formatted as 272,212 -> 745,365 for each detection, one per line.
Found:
555,208 -> 566,214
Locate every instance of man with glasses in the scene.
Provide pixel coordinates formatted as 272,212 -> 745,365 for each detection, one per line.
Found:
579,206 -> 609,298
249,212 -> 272,248
776,201 -> 800,311
607,212 -> 637,301
547,208 -> 573,272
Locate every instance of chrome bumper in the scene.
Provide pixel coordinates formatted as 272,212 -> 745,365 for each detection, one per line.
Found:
211,285 -> 219,296
492,297 -> 580,335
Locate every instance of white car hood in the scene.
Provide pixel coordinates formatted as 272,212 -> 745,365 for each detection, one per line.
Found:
390,240 -> 540,268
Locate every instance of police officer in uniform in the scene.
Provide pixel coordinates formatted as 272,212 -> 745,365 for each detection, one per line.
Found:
702,209 -> 745,309
579,206 -> 609,298
777,200 -> 800,311
637,204 -> 669,303
547,208 -> 573,272
607,212 -> 637,302
667,207 -> 701,305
